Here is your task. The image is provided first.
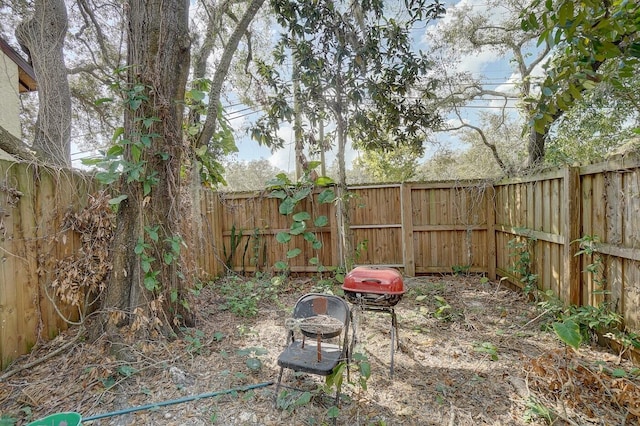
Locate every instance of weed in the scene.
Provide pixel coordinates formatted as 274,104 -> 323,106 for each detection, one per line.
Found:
236,347 -> 268,372
508,236 -> 538,296
473,342 -> 499,361
217,276 -> 279,317
276,389 -> 312,412
451,265 -> 470,275
182,327 -> 206,354
432,296 -> 452,321
523,397 -> 553,424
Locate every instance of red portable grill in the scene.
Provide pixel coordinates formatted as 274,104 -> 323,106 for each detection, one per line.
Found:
342,266 -> 405,377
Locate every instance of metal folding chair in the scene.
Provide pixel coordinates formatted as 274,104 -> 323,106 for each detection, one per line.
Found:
274,293 -> 352,408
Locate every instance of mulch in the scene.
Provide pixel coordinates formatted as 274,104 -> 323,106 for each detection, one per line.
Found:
1,275 -> 639,425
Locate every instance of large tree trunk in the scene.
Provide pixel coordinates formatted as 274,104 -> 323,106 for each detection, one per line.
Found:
100,0 -> 191,345
15,0 -> 71,168
527,127 -> 546,168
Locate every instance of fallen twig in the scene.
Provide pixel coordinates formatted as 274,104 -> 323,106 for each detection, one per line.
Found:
0,328 -> 85,382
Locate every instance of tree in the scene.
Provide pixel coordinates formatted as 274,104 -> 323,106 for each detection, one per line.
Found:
545,74 -> 640,165
253,0 -> 444,266
522,0 -> 640,163
99,0 -> 192,343
426,0 -> 549,172
15,0 -> 72,167
221,158 -> 287,191
352,145 -> 422,183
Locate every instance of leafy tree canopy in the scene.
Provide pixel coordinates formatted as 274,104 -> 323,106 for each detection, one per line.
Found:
522,0 -> 640,135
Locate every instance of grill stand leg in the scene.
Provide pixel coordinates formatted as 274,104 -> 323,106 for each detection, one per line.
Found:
390,308 -> 398,378
273,367 -> 284,407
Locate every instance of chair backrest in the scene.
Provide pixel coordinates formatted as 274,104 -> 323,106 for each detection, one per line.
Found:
292,293 -> 350,336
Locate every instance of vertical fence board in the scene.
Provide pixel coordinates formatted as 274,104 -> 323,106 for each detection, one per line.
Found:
1,164 -> 20,368
401,183 -> 415,276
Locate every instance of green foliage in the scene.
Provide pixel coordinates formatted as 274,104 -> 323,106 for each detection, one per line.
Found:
254,0 -> 444,169
350,351 -> 372,391
522,0 -> 640,136
276,389 -> 312,412
552,319 -> 582,350
267,165 -> 336,272
352,144 -> 422,183
523,397 -> 554,424
432,296 -> 453,321
544,77 -> 640,166
508,236 -> 538,296
473,342 -> 499,361
451,265 -> 470,276
185,78 -> 237,188
182,328 -> 207,355
574,234 -> 607,293
217,276 -> 281,317
236,346 -> 268,372
82,69 -> 188,302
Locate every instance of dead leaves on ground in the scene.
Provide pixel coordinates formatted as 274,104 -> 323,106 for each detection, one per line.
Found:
527,349 -> 640,424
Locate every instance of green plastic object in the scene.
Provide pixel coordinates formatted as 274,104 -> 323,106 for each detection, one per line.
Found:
27,412 -> 81,426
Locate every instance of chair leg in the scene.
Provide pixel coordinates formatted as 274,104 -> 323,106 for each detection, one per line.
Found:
274,367 -> 284,407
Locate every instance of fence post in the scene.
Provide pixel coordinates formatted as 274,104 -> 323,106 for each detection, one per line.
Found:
563,166 -> 581,305
401,183 -> 415,277
486,185 -> 497,280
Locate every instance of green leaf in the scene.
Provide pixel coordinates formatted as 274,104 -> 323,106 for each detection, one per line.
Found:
274,261 -> 288,270
95,97 -> 114,106
290,221 -> 306,235
134,238 -> 145,255
107,144 -> 124,156
245,357 -> 262,371
118,365 -> 138,377
108,194 -> 128,205
303,232 -> 316,242
552,320 -> 582,350
191,89 -> 206,101
612,368 -> 627,378
312,240 -> 323,250
144,275 -> 158,291
286,248 -> 302,258
318,189 -> 336,203
293,211 -> 311,221
269,189 -> 288,200
314,215 -> 329,227
292,187 -> 312,202
279,198 -> 296,215
309,257 -> 319,265
276,232 -> 292,243
293,391 -> 312,407
315,176 -> 335,186
112,126 -> 125,141
141,259 -> 152,273
326,406 -> 340,419
145,226 -> 159,242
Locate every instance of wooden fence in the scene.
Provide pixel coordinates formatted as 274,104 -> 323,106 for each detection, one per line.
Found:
2,154 -> 640,369
199,155 -> 640,330
1,160 -> 95,369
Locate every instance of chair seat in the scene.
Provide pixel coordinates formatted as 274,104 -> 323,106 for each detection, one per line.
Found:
277,340 -> 344,376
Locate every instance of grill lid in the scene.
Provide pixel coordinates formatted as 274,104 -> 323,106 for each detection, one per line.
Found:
342,266 -> 405,295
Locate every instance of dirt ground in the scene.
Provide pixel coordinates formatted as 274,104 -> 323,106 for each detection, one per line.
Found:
1,275 -> 639,425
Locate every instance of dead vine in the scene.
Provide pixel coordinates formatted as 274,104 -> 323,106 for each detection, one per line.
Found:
50,190 -> 114,316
